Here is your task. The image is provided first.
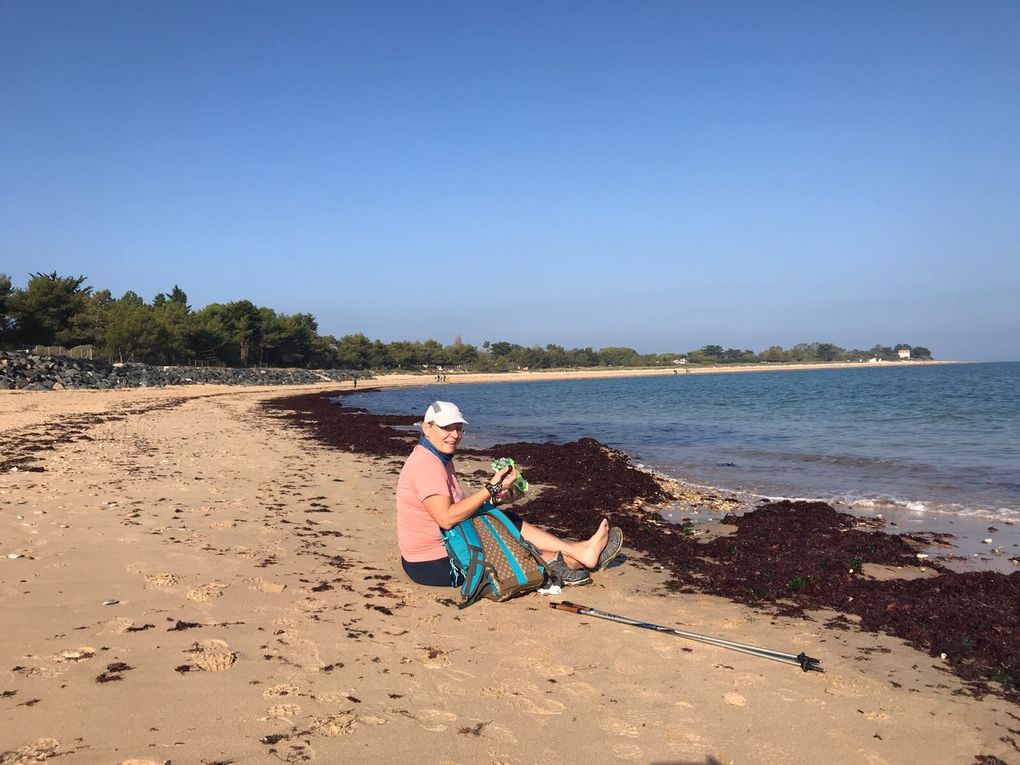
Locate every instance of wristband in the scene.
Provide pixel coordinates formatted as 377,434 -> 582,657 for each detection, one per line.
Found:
484,482 -> 501,501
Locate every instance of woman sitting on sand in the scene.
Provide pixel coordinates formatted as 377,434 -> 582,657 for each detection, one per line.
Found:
396,400 -> 623,587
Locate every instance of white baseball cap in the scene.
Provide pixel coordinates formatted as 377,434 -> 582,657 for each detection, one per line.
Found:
423,401 -> 468,427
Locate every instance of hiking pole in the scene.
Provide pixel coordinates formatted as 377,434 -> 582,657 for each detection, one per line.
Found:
550,601 -> 823,672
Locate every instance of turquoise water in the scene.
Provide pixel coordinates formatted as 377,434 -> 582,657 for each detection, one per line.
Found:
344,363 -> 1020,525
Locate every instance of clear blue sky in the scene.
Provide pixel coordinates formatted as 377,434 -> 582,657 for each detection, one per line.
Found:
2,1 -> 1018,360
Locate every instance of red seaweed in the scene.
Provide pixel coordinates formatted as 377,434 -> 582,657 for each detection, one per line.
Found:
262,389 -> 1020,703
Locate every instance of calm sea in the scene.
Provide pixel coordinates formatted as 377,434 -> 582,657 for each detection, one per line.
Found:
343,363 -> 1020,526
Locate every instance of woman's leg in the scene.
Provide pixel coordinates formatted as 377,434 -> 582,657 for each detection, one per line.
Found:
520,518 -> 609,570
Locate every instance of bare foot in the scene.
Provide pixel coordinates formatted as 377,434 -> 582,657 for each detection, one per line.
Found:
573,519 -> 610,569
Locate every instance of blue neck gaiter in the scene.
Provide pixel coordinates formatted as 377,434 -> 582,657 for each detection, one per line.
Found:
419,436 -> 453,465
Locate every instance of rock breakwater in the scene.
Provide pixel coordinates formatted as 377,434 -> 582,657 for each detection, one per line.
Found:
0,351 -> 362,390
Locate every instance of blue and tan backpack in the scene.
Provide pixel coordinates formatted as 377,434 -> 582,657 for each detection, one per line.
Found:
441,504 -> 547,608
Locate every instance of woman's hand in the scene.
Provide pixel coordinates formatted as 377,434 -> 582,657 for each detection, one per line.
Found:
488,466 -> 519,505
491,465 -> 517,491
493,484 -> 522,505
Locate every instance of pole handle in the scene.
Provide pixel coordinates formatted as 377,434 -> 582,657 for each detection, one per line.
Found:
549,601 -> 588,614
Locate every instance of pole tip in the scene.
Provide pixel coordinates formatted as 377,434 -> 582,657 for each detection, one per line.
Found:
796,652 -> 823,672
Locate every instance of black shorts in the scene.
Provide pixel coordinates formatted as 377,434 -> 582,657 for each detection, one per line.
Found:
401,510 -> 524,587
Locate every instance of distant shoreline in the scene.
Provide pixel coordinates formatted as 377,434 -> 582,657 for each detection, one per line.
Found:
0,357 -> 973,395
365,358 -> 970,390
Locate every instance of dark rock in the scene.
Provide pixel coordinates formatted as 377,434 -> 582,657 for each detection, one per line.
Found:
0,351 -> 366,390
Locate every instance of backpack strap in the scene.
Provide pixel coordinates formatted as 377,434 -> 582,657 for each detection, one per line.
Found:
457,550 -> 496,609
477,513 -> 529,584
442,519 -> 493,607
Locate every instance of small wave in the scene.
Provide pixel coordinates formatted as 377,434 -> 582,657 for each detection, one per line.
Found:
846,497 -> 1019,523
739,449 -> 908,470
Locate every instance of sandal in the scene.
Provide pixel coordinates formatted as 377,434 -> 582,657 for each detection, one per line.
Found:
594,526 -> 624,571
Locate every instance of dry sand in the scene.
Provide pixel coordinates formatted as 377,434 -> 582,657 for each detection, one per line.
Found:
1,382 -> 1015,765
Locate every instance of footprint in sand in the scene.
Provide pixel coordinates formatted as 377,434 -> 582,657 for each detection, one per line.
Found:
441,667 -> 475,682
529,659 -> 574,678
480,683 -> 566,717
264,683 -> 300,698
104,617 -> 136,635
666,728 -> 711,749
143,573 -> 179,591
723,692 -> 747,707
600,718 -> 642,737
208,520 -> 236,530
185,583 -> 227,602
6,737 -> 61,761
13,664 -> 63,679
312,690 -> 353,704
431,680 -> 469,699
263,703 -> 302,720
417,646 -> 450,669
310,711 -> 358,737
560,680 -> 600,698
824,675 -> 865,698
247,577 -> 286,593
612,743 -> 645,761
53,647 -> 95,663
406,708 -> 457,732
472,722 -> 518,744
189,639 -> 237,672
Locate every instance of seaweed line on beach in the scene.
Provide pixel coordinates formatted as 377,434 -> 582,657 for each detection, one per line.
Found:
261,389 -> 1020,704
0,397 -> 191,473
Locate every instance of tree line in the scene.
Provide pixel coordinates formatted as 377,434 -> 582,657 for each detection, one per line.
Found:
0,272 -> 932,370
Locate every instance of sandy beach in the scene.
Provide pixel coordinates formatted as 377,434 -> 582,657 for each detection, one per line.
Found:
1,381 -> 1016,764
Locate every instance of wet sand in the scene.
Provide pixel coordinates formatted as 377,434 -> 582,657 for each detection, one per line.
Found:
1,383 -> 1016,764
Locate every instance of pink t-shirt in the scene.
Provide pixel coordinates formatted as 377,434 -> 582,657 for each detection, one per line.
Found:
396,444 -> 465,562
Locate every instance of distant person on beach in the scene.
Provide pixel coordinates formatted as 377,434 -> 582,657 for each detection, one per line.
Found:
396,400 -> 623,587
